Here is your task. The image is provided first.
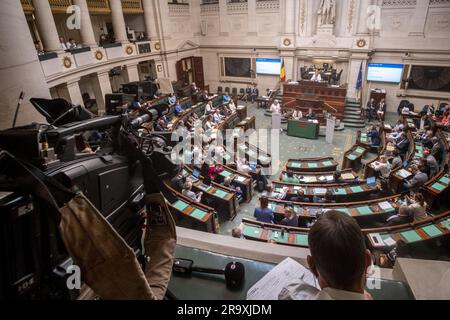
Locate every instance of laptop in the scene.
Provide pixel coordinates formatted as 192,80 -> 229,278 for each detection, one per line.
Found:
192,169 -> 200,179
367,177 -> 376,186
249,162 -> 257,170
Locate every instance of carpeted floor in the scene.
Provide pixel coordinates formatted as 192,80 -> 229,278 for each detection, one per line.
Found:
218,101 -> 399,235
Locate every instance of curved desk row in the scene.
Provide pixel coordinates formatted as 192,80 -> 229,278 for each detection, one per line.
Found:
342,145 -> 367,170
285,157 -> 339,172
278,169 -> 358,185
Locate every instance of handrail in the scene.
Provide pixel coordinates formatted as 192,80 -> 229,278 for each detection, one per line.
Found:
323,102 -> 338,114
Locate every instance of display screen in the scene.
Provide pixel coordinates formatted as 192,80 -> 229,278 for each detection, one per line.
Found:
256,58 -> 282,76
367,63 -> 404,83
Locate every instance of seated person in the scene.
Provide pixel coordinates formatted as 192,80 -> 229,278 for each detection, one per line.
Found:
441,112 -> 450,127
231,227 -> 243,239
199,89 -> 210,102
420,104 -> 434,116
395,133 -> 410,156
306,108 -> 317,120
292,109 -> 303,120
403,164 -> 428,191
422,149 -> 439,178
168,93 -> 176,106
212,109 -> 223,123
332,171 -> 343,183
390,149 -> 403,171
204,100 -> 214,115
173,100 -> 183,116
228,99 -> 237,113
182,181 -> 203,202
419,115 -> 432,131
154,118 -> 166,131
223,177 -> 243,199
404,192 -> 428,222
290,189 -> 310,203
430,137 -> 443,162
203,115 -> 215,131
371,155 -> 391,179
387,127 -> 402,143
313,190 -> 335,203
270,100 -> 281,114
384,206 -> 412,227
279,211 -> 373,300
236,157 -> 252,174
280,207 -> 299,227
283,171 -> 300,183
265,185 -> 287,200
223,93 -> 231,104
254,196 -> 274,224
401,104 -> 411,115
171,166 -> 187,192
367,126 -> 381,147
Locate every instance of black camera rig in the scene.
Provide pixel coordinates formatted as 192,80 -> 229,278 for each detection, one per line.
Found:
0,98 -> 177,299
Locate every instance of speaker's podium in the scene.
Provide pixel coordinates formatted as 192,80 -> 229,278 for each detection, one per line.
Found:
287,119 -> 320,140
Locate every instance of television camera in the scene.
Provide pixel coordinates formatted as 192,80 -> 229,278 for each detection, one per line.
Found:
0,97 -> 178,299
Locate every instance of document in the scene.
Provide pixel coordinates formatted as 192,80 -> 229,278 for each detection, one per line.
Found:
383,237 -> 397,246
378,201 -> 393,211
314,188 -> 327,195
341,173 -> 354,180
397,169 -> 412,179
247,258 -> 318,300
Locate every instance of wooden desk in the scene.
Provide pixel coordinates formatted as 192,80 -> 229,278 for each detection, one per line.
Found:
279,168 -> 357,184
236,105 -> 248,121
282,82 -> 347,122
272,181 -> 379,203
182,166 -> 237,221
342,145 -> 367,170
236,142 -> 272,168
235,116 -> 256,131
287,119 -> 320,139
286,157 -> 338,172
215,165 -> 253,203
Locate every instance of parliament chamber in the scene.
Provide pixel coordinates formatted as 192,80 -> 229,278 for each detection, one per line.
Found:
0,0 -> 450,304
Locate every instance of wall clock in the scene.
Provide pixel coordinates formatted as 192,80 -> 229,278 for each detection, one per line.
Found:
125,45 -> 134,55
94,50 -> 103,60
283,38 -> 292,46
63,56 -> 72,68
154,42 -> 161,50
357,39 -> 366,48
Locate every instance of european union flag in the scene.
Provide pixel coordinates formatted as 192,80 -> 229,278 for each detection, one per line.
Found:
356,62 -> 363,90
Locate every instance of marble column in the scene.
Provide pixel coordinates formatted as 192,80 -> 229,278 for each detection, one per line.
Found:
0,0 -> 49,129
408,0 -> 430,37
90,71 -> 112,114
32,0 -> 61,51
124,64 -> 140,83
356,0 -> 371,35
219,0 -> 228,36
284,0 -> 296,36
73,0 -> 97,47
143,0 -> 159,40
110,0 -> 129,43
65,79 -> 84,106
247,0 -> 257,36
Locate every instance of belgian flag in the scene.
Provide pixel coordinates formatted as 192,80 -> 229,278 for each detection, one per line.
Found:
280,59 -> 286,82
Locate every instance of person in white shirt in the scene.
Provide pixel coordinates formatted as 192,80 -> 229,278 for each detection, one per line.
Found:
371,155 -> 392,179
236,157 -> 252,174
401,105 -> 411,115
228,99 -> 236,113
279,210 -> 373,300
270,100 -> 281,114
204,101 -> 214,115
405,192 -> 428,222
59,37 -> 68,50
204,115 -> 215,131
66,38 -> 78,49
292,109 -> 303,120
310,70 -> 322,82
212,109 -> 223,123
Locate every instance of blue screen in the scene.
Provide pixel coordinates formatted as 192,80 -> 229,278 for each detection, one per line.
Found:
256,58 -> 282,75
367,63 -> 404,83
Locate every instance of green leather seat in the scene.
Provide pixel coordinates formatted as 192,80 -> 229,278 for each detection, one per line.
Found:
168,245 -> 414,300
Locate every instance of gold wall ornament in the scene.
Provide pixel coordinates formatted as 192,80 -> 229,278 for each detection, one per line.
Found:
283,38 -> 292,46
125,45 -> 134,55
154,42 -> 161,51
94,50 -> 103,60
63,56 -> 72,68
357,39 -> 367,48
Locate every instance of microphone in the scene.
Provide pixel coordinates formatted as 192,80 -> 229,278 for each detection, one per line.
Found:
173,259 -> 245,289
12,91 -> 25,128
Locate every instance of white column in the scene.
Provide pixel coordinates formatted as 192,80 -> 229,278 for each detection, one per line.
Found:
248,0 -> 257,36
32,0 -> 61,51
219,0 -> 228,36
124,64 -> 140,83
90,71 -> 112,114
143,0 -> 159,40
73,0 -> 97,47
408,0 -> 430,37
284,0 -> 296,35
65,79 -> 84,106
0,0 -> 49,129
356,0 -> 371,35
110,0 -> 129,43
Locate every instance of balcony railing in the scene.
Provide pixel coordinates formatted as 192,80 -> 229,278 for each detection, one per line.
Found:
86,0 -> 111,14
227,0 -> 248,14
122,0 -> 144,14
48,0 -> 73,13
256,0 -> 280,12
168,2 -> 190,16
20,0 -> 34,13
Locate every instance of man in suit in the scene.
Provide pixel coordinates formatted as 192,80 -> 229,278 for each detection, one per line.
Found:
367,126 -> 381,147
423,149 -> 439,178
366,98 -> 377,122
384,206 -> 413,227
403,164 -> 428,191
251,84 -> 259,103
199,89 -> 210,102
377,99 -> 387,122
396,133 -> 410,158
306,108 -> 317,120
190,82 -> 199,96
245,85 -> 252,103
430,137 -> 443,162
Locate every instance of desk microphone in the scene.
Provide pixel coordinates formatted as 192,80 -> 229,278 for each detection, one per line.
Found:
173,258 -> 245,289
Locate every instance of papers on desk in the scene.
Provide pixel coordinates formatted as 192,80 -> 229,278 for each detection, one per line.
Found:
397,169 -> 412,179
303,176 -> 317,183
313,188 -> 327,195
341,173 -> 354,180
379,201 -> 394,211
325,175 -> 334,182
308,120 -> 319,124
247,258 -> 318,300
